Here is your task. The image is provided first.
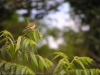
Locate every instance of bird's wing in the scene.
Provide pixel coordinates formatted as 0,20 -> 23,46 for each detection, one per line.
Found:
25,23 -> 35,29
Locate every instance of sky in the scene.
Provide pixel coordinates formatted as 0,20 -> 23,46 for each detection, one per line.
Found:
42,2 -> 80,32
16,2 -> 82,32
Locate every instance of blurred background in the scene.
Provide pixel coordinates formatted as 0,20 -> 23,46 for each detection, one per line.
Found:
0,0 -> 100,74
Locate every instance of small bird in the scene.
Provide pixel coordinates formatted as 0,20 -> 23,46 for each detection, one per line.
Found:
24,23 -> 37,31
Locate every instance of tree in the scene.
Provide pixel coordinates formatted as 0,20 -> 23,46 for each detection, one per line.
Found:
0,0 -> 63,29
53,52 -> 100,75
0,23 -> 53,75
0,22 -> 100,75
0,0 -> 100,68
65,0 -> 100,66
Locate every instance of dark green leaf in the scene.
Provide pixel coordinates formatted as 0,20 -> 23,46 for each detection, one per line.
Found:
22,51 -> 28,63
65,70 -> 70,75
35,31 -> 39,41
1,46 -> 7,59
39,59 -> 44,71
0,62 -> 5,68
33,31 -> 37,42
7,37 -> 14,46
38,55 -> 47,69
69,63 -> 76,70
30,52 -> 38,67
0,38 -> 6,43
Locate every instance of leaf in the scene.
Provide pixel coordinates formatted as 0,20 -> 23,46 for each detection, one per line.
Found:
69,63 -> 76,70
8,45 -> 15,59
0,61 -> 5,68
6,50 -> 12,60
53,54 -> 61,60
30,57 -> 37,70
33,31 -> 37,42
76,69 -> 81,75
25,69 -> 35,75
29,32 -> 34,39
84,69 -> 90,75
0,33 -> 4,38
95,69 -> 99,75
16,67 -> 22,75
0,38 -> 6,43
53,59 -> 64,75
35,31 -> 39,41
29,39 -> 37,46
5,63 -> 11,71
30,52 -> 38,67
0,60 -> 35,75
59,70 -> 66,75
14,50 -> 19,59
53,52 -> 68,59
25,70 -> 30,74
21,67 -> 26,75
90,69 -> 94,75
75,59 -> 85,69
11,66 -> 15,75
39,59 -> 44,71
7,31 -> 14,40
45,58 -> 53,69
4,30 -> 14,40
22,39 -> 29,49
22,51 -> 28,63
38,32 -> 43,40
26,17 -> 30,24
22,37 -> 37,50
81,58 -> 89,66
85,57 -> 94,64
30,44 -> 37,52
1,46 -> 7,59
65,70 -> 70,75
7,37 -> 14,46
15,36 -> 22,51
60,52 -> 68,58
38,55 -> 47,69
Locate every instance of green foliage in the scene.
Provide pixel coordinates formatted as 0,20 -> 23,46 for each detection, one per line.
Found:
0,25 -> 53,75
53,52 -> 100,75
0,60 -> 35,75
0,24 -> 100,75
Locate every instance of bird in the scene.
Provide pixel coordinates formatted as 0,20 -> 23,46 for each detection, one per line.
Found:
24,23 -> 37,31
